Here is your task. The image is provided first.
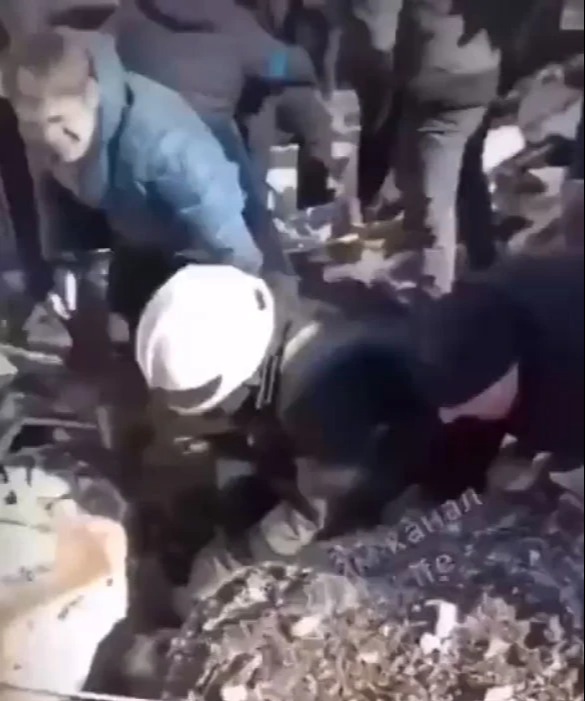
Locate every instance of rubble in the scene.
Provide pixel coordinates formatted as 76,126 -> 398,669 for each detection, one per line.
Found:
0,447 -> 128,701
164,475 -> 583,701
0,43 -> 583,700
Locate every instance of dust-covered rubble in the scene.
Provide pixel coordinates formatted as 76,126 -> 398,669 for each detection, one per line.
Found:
0,447 -> 129,701
164,478 -> 584,701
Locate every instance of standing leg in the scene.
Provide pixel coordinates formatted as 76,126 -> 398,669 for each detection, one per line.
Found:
561,99 -> 584,249
339,2 -> 405,213
570,101 -> 584,181
354,77 -> 404,214
237,89 -> 279,185
457,107 -> 499,271
395,98 -> 487,297
276,85 -> 336,208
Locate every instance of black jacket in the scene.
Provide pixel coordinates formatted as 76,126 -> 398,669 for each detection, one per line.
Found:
426,253 -> 585,461
494,254 -> 584,459
112,0 -> 317,118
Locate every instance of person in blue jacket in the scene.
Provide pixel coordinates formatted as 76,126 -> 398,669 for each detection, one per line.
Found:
4,29 -> 294,328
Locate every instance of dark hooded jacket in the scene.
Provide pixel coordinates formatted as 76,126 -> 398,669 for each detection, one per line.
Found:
422,253 -> 584,461
312,0 -> 542,108
109,0 -> 317,119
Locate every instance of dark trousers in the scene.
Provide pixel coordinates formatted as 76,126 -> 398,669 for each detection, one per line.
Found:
562,99 -> 584,249
239,85 -> 336,208
571,100 -> 584,181
0,97 -> 51,300
456,103 -> 500,272
338,0 -> 496,294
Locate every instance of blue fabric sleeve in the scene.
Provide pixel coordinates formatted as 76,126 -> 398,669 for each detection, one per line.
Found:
149,130 -> 263,274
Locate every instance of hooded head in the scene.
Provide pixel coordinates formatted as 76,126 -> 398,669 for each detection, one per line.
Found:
4,30 -> 99,165
420,280 -> 521,424
135,265 -> 276,415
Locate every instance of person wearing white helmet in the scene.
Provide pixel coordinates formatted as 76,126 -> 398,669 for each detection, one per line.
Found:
134,261 -> 436,598
135,264 -> 280,418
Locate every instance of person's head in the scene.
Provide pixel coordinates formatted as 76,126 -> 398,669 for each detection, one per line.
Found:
135,265 -> 276,416
420,280 -> 521,424
4,30 -> 99,165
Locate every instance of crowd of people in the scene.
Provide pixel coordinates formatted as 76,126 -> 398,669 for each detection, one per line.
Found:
1,0 -> 584,602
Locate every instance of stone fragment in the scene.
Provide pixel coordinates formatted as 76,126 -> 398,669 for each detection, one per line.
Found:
0,461 -> 128,701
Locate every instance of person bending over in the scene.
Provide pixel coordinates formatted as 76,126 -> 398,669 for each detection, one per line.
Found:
132,261 -> 435,597
4,30 -> 294,329
418,252 -> 584,490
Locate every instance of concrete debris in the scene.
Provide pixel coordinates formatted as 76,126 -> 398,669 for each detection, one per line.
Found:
0,456 -> 128,701
220,686 -> 248,701
550,466 -> 585,502
484,687 -> 516,701
0,51 -> 583,701
290,615 -> 323,639
164,476 -> 583,701
0,352 -> 17,390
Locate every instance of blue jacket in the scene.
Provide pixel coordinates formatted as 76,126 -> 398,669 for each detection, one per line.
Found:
51,33 -> 263,273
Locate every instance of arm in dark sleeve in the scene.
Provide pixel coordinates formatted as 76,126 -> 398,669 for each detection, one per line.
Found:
227,4 -> 317,86
38,174 -> 112,255
150,131 -> 263,274
419,418 -> 506,502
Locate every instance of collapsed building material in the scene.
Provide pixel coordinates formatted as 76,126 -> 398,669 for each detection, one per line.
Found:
0,452 -> 128,701
164,476 -> 583,701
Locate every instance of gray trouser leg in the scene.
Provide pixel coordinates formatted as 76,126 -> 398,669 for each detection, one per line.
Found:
395,100 -> 487,295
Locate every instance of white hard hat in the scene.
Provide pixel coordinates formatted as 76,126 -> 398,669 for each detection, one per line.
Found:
135,265 -> 276,414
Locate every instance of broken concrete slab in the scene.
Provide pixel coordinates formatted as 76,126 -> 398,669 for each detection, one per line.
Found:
550,466 -> 585,502
0,457 -> 128,701
0,352 -> 17,389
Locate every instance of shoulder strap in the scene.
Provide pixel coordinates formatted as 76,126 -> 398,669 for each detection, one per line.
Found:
255,319 -> 293,411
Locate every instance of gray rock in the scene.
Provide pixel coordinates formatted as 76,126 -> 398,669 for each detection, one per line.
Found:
0,446 -> 129,700
0,351 -> 17,388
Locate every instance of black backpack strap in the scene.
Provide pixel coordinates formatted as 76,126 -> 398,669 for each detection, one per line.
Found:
255,319 -> 293,411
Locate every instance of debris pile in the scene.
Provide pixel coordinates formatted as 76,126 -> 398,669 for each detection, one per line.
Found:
165,479 -> 583,701
0,354 -> 129,701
